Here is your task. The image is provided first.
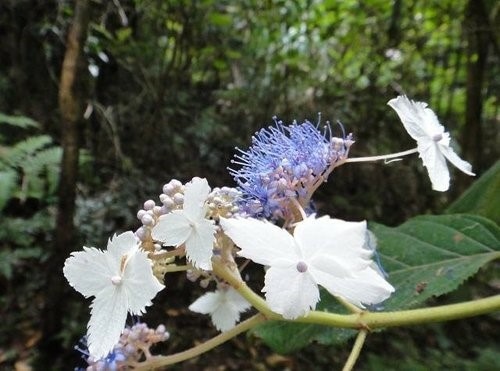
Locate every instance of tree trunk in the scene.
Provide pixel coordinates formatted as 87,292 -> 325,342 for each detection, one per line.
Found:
462,0 -> 490,178
39,0 -> 89,363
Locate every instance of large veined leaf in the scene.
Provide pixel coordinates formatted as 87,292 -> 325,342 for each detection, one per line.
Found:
252,214 -> 499,354
446,160 -> 500,223
371,214 -> 499,309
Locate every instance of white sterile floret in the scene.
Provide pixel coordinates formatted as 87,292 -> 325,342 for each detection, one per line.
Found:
220,216 -> 394,319
387,95 -> 475,192
63,231 -> 164,359
152,177 -> 217,270
189,287 -> 251,331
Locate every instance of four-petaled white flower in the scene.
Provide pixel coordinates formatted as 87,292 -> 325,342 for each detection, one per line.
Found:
220,216 -> 394,319
152,177 -> 217,270
189,286 -> 251,331
388,95 -> 475,192
63,231 -> 164,359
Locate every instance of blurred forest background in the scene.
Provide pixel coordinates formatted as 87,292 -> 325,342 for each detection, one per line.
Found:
0,0 -> 498,369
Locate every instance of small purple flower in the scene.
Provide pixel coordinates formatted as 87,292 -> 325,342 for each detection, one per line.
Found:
229,116 -> 354,219
74,337 -> 126,371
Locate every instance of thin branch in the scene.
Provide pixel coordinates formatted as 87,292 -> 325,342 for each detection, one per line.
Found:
133,314 -> 266,370
342,330 -> 368,371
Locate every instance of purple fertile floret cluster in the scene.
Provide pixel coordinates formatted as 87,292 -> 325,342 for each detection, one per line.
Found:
230,117 -> 353,219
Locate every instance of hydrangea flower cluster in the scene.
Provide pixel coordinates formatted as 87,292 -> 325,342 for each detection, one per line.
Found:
64,95 -> 475,367
230,117 -> 354,219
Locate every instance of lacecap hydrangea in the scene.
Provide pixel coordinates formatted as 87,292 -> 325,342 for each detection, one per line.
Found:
229,116 -> 354,220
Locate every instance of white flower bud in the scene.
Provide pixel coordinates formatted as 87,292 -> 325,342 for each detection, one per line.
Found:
141,214 -> 154,226
144,199 -> 156,210
137,209 -> 147,220
173,193 -> 184,204
161,196 -> 175,209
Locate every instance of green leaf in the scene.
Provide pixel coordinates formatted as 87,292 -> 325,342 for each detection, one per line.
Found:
446,160 -> 500,223
252,292 -> 356,353
372,214 -> 499,310
252,214 -> 499,354
209,13 -> 233,27
116,27 -> 132,42
0,247 -> 43,279
0,113 -> 39,129
2,135 -> 53,168
0,170 -> 17,211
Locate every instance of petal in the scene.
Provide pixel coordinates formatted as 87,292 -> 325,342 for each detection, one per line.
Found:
418,141 -> 450,191
185,219 -> 216,270
210,302 -> 242,332
106,231 -> 138,261
387,96 -> 437,141
311,265 -> 394,308
152,211 -> 192,246
189,288 -> 250,331
122,249 -> 164,315
189,291 -> 222,314
183,177 -> 210,220
439,145 -> 475,176
309,253 -> 367,279
226,287 -> 252,313
295,216 -> 370,268
87,284 -> 128,359
220,217 -> 298,266
63,247 -> 113,298
263,265 -> 320,319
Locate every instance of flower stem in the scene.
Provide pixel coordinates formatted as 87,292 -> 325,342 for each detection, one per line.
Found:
342,330 -> 368,371
134,314 -> 266,370
213,261 -> 500,329
336,296 -> 363,314
304,157 -> 347,204
346,147 -> 418,163
298,295 -> 500,329
165,264 -> 190,273
212,260 -> 279,319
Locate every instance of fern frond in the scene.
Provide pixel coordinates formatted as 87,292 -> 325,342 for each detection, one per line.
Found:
0,170 -> 18,211
1,135 -> 53,168
0,113 -> 39,129
23,147 -> 62,197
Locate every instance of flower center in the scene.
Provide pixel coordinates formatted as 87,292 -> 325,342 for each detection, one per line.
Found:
432,133 -> 443,142
111,275 -> 122,285
296,261 -> 308,273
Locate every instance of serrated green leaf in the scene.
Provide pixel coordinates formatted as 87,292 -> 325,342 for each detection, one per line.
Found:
252,214 -> 499,354
372,214 -> 499,310
446,161 -> 500,223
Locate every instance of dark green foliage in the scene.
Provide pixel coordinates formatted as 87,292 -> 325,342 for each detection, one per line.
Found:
0,115 -> 62,207
0,114 -> 60,363
372,214 -> 499,309
446,160 -> 500,223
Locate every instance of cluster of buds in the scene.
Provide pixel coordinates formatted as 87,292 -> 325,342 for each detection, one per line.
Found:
77,323 -> 169,370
